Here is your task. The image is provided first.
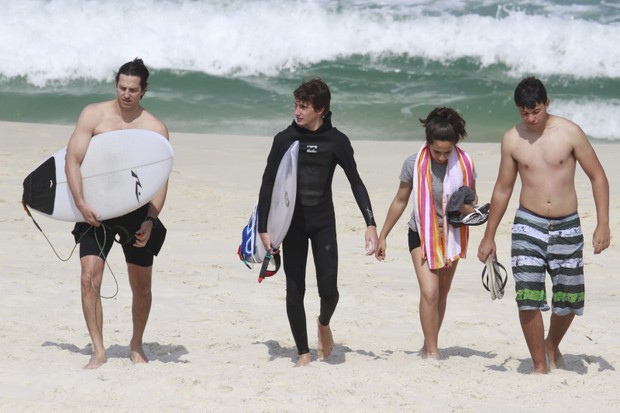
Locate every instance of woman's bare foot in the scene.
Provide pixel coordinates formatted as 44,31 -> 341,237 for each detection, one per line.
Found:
83,353 -> 107,369
418,342 -> 440,360
294,352 -> 312,367
317,318 -> 334,360
419,349 -> 440,360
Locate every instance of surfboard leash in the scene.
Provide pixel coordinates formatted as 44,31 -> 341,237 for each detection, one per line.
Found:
21,199 -> 120,299
92,225 -> 120,300
21,199 -> 79,262
258,250 -> 281,283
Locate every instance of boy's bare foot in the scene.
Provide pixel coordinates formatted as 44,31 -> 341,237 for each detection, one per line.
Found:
317,318 -> 334,360
546,339 -> 565,369
294,352 -> 312,367
130,342 -> 149,364
531,365 -> 549,375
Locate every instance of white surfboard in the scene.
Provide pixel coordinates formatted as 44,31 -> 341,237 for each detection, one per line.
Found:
22,129 -> 173,222
267,140 -> 299,248
252,140 -> 299,260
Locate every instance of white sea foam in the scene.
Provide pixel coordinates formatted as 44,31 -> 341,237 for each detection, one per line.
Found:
1,0 -> 618,85
552,99 -> 620,141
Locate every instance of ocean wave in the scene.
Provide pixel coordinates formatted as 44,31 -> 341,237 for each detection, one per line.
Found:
1,0 -> 618,86
552,98 -> 620,142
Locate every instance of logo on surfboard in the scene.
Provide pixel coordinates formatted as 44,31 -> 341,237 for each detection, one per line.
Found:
132,170 -> 142,203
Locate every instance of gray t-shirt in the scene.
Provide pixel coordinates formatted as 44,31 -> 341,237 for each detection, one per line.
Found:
400,153 -> 446,232
400,151 -> 478,233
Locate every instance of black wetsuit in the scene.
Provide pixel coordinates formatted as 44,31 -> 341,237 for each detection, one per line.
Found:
258,113 -> 376,355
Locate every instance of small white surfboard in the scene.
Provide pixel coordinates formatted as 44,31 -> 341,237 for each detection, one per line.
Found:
22,129 -> 173,222
252,140 -> 299,260
267,140 -> 299,248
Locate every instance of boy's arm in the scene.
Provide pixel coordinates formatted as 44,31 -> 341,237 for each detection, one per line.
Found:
477,131 -> 518,262
573,129 -> 610,254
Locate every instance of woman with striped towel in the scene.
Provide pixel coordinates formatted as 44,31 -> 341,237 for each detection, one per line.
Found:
376,107 -> 477,360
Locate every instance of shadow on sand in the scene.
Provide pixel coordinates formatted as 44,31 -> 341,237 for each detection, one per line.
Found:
41,341 -> 190,363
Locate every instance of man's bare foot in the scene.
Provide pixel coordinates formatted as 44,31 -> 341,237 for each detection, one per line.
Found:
317,318 -> 334,360
546,339 -> 565,369
83,353 -> 107,369
130,343 -> 149,364
294,352 -> 312,367
531,365 -> 549,375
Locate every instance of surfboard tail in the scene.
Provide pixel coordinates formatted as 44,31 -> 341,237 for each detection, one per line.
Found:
22,156 -> 57,215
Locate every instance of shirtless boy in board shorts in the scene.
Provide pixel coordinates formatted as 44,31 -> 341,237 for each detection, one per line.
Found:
477,77 -> 610,374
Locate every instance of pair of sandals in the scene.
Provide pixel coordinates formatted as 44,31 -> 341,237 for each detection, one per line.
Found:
447,202 -> 490,227
482,256 -> 508,300
446,186 -> 489,227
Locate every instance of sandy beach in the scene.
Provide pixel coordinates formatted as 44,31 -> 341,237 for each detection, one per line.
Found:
1,120 -> 618,412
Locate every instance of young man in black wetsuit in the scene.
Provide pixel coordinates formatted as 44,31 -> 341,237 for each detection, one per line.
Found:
258,78 -> 378,367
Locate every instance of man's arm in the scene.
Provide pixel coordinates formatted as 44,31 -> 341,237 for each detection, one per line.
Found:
65,104 -> 102,226
477,131 -> 518,262
573,127 -> 610,254
144,122 -> 170,218
134,121 -> 170,247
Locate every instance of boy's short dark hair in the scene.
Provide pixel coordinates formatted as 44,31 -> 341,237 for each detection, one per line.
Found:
294,78 -> 331,113
116,58 -> 149,91
514,77 -> 548,109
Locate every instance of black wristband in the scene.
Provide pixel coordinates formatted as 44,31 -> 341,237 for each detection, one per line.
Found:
144,216 -> 157,226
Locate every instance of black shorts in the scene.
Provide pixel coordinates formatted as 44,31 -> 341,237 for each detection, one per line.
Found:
408,228 -> 421,252
72,205 -> 166,267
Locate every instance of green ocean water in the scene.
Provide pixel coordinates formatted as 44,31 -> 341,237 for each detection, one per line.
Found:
2,59 -> 618,142
1,0 -> 619,142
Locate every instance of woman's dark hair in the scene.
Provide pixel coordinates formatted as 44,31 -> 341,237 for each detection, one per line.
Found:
419,107 -> 467,144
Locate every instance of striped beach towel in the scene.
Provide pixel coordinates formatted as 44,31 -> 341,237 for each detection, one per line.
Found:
412,144 -> 474,269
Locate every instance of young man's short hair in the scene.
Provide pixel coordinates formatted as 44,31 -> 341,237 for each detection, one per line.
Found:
294,78 -> 331,113
514,76 -> 548,109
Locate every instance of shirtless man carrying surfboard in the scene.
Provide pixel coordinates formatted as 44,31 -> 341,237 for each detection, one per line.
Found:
65,58 -> 169,369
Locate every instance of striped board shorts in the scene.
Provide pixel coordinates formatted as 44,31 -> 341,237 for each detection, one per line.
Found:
511,207 -> 585,316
